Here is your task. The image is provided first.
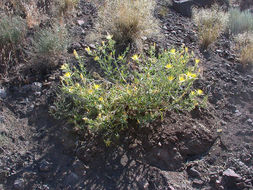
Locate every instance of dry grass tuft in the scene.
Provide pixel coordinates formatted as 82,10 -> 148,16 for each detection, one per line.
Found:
235,32 -> 253,64
192,6 -> 228,49
23,1 -> 45,29
57,0 -> 79,16
91,0 -> 160,51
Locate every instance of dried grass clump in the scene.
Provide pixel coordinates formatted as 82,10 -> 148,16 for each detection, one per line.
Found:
92,0 -> 160,50
23,1 -> 45,29
56,0 -> 79,16
192,6 -> 228,49
235,32 -> 253,64
228,8 -> 253,35
32,24 -> 70,70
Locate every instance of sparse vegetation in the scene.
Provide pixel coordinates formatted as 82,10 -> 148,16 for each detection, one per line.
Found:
91,0 -> 160,50
0,14 -> 26,76
228,8 -> 253,35
192,6 -> 228,49
52,38 -> 206,144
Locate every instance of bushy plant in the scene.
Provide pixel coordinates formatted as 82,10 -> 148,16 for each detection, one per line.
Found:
91,0 -> 160,50
192,6 -> 228,49
0,14 -> 26,75
52,38 -> 206,144
228,8 -> 253,35
32,24 -> 69,68
0,15 -> 26,48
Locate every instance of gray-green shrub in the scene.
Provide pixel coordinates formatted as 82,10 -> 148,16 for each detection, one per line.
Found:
228,8 -> 253,34
0,14 -> 26,75
32,24 -> 69,68
0,15 -> 26,48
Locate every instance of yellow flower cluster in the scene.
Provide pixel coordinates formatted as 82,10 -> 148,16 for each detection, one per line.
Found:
191,89 -> 204,96
131,54 -> 139,61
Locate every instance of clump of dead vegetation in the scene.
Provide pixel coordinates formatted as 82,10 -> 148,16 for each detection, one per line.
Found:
234,32 -> 253,64
90,0 -> 160,51
192,6 -> 228,49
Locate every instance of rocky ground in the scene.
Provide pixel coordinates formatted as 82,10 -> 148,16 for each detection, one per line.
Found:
0,0 -> 253,190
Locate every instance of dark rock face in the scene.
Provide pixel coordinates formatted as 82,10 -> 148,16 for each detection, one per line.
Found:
172,0 -> 194,17
172,0 -> 229,17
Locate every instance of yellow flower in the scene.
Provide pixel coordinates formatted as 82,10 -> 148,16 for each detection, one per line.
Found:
186,72 -> 197,79
185,47 -> 188,52
179,74 -> 186,82
75,83 -> 80,88
131,54 -> 139,61
61,64 -> 67,70
94,56 -> 99,61
104,139 -> 111,147
197,89 -> 203,95
190,91 -> 196,96
106,34 -> 113,40
94,84 -> 100,90
217,129 -> 223,133
127,89 -> 131,95
118,55 -> 124,60
170,49 -> 176,54
85,46 -> 91,53
64,72 -> 71,78
168,76 -> 174,81
165,64 -> 173,69
101,41 -> 105,46
73,49 -> 79,59
99,97 -> 103,101
80,74 -> 84,80
88,89 -> 93,94
68,87 -> 74,93
191,73 -> 197,78
195,59 -> 200,64
82,117 -> 88,121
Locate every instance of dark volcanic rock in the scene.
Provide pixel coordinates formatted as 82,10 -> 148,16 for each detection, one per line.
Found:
13,178 -> 25,190
172,0 -> 193,17
221,169 -> 243,189
39,159 -> 51,172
